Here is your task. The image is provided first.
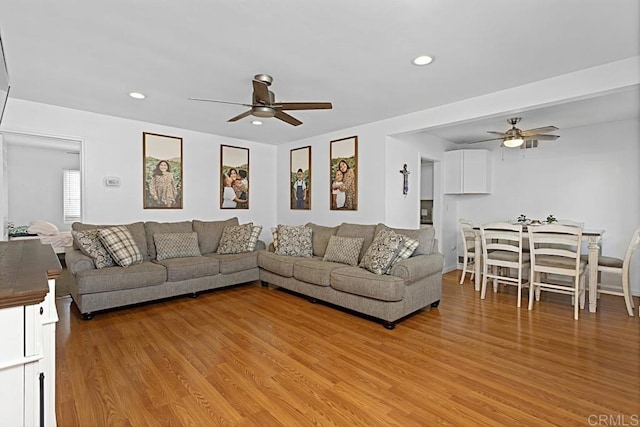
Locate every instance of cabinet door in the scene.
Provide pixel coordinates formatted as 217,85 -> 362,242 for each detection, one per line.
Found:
0,307 -> 26,427
443,150 -> 463,194
462,150 -> 490,193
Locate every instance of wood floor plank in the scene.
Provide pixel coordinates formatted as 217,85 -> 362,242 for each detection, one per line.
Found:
55,272 -> 640,426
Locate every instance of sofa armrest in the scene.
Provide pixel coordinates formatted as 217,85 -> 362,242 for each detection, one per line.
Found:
389,253 -> 444,283
65,247 -> 96,274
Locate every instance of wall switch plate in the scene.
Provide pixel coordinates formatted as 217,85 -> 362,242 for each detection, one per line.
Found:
104,177 -> 121,187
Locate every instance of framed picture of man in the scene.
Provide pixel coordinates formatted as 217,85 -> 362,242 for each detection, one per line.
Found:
220,145 -> 249,209
290,146 -> 311,210
330,136 -> 358,210
143,132 -> 183,209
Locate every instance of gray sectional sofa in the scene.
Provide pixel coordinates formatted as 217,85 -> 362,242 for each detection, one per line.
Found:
258,222 -> 444,329
66,218 -> 264,319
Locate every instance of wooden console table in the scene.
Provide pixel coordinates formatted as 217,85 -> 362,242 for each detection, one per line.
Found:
0,240 -> 61,427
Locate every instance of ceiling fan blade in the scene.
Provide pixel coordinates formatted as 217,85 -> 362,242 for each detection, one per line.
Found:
465,136 -> 504,144
275,102 -> 333,110
525,134 -> 560,141
188,97 -> 252,107
227,110 -> 253,122
487,131 -> 508,137
252,79 -> 271,104
521,126 -> 558,136
275,111 -> 302,126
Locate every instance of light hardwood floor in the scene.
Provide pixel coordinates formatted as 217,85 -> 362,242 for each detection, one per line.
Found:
55,271 -> 639,426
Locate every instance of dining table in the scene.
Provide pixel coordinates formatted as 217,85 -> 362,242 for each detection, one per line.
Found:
472,226 -> 605,313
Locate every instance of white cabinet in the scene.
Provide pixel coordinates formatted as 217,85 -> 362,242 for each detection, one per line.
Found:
443,149 -> 491,194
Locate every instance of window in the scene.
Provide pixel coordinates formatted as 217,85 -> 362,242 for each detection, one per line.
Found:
63,169 -> 81,223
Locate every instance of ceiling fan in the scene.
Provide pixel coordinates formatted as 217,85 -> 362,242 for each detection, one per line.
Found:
466,117 -> 560,148
189,74 -> 332,126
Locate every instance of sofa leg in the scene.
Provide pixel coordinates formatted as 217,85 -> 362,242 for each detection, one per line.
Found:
81,312 -> 94,321
190,292 -> 198,298
309,298 -> 318,304
431,300 -> 441,308
261,281 -> 269,287
383,321 -> 396,330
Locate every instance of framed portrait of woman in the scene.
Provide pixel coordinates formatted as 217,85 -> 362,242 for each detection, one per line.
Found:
290,146 -> 311,210
143,132 -> 183,209
330,136 -> 358,210
220,145 -> 249,209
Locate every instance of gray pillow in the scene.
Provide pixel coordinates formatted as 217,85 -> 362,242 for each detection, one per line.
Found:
71,229 -> 115,269
98,226 -> 143,267
193,217 -> 239,254
323,236 -> 364,266
144,221 -> 193,260
275,225 -> 313,257
336,223 -> 376,262
359,229 -> 402,275
154,232 -> 201,261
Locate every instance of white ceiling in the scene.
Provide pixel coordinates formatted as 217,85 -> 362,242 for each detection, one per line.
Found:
0,1 -> 638,145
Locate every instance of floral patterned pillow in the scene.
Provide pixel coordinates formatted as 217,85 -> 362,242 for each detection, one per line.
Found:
71,229 -> 115,269
217,223 -> 254,254
359,229 -> 403,274
274,225 -> 313,257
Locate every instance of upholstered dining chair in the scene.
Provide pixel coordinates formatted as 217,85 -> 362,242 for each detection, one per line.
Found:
480,222 -> 530,307
459,219 -> 476,285
582,225 -> 640,316
528,224 -> 587,320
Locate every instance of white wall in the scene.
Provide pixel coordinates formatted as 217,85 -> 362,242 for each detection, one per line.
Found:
7,144 -> 79,230
420,162 -> 433,200
1,99 -> 278,241
0,135 -> 7,240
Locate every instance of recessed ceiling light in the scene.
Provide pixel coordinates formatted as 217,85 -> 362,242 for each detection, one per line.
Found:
412,55 -> 434,66
129,92 -> 146,99
251,120 -> 263,126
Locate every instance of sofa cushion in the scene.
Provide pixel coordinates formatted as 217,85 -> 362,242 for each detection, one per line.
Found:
258,251 -> 297,277
217,223 -> 254,254
293,258 -> 347,287
205,251 -> 258,274
330,267 -> 405,302
72,221 -> 149,261
359,228 -> 403,275
375,224 -> 436,256
154,232 -> 201,261
71,229 -> 115,269
98,226 -> 144,267
154,256 -> 219,282
305,223 -> 339,257
144,221 -> 193,260
323,236 -> 363,266
336,223 -> 376,261
192,217 -> 239,254
274,225 -> 313,257
75,261 -> 167,294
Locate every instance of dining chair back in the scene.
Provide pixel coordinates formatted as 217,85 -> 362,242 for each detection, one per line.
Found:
528,224 -> 587,319
480,222 -> 529,307
459,219 -> 476,285
588,225 -> 640,316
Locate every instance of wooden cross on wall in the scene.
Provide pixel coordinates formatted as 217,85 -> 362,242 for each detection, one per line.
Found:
399,164 -> 410,195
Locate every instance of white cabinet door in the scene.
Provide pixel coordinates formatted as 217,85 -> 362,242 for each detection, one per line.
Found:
443,150 -> 463,194
0,307 -> 26,427
444,149 -> 491,194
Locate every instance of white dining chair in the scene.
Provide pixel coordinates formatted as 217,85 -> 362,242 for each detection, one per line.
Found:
528,224 -> 587,320
480,222 -> 530,307
582,225 -> 640,316
459,219 -> 476,285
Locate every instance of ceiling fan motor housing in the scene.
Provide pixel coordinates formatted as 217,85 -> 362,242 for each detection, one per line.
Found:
252,106 -> 276,118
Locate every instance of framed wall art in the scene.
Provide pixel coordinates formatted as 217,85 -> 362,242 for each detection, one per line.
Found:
330,136 -> 358,210
220,144 -> 249,209
290,146 -> 311,210
143,132 -> 183,209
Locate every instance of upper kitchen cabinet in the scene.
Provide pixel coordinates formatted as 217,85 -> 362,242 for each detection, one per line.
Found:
443,149 -> 491,194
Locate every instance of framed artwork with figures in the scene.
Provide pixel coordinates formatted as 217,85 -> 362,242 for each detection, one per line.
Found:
220,145 -> 249,209
330,136 -> 358,210
290,146 -> 311,210
143,132 -> 183,209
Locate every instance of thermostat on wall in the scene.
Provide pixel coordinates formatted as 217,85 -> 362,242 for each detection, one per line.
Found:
104,176 -> 121,187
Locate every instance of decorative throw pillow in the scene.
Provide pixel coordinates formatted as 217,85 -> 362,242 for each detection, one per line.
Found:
275,225 -> 313,257
359,229 -> 403,275
246,225 -> 263,252
98,226 -> 143,267
385,235 -> 420,273
154,232 -> 201,261
271,226 -> 279,250
322,236 -> 364,266
71,229 -> 115,269
217,223 -> 254,254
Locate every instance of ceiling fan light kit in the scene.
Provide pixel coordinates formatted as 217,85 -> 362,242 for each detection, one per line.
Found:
189,74 -> 332,126
467,117 -> 560,148
503,136 -> 524,148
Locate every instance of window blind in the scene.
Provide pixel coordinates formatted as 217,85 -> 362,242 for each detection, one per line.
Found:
63,169 -> 81,223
